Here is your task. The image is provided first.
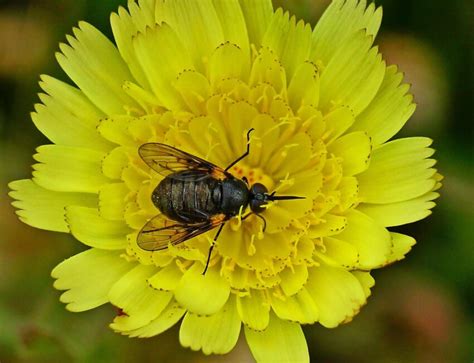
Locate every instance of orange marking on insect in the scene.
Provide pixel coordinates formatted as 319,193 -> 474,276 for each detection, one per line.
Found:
211,169 -> 227,180
211,214 -> 226,224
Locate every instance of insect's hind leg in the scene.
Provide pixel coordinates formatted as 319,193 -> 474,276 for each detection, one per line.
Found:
224,128 -> 254,172
202,223 -> 225,275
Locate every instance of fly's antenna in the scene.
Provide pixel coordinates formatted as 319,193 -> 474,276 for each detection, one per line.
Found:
265,192 -> 305,201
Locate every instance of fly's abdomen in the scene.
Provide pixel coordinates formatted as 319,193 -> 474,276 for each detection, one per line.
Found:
152,174 -> 222,223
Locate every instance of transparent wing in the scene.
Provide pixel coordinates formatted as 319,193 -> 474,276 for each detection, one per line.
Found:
138,143 -> 227,181
137,213 -> 226,251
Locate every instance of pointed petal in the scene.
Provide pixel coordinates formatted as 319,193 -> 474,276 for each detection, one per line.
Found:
51,249 -> 132,312
125,299 -> 185,338
98,183 -> 129,221
311,0 -> 382,65
306,263 -> 366,328
133,23 -> 192,110
319,30 -> 385,115
336,209 -> 391,269
148,262 -> 183,291
109,264 -> 173,332
179,296 -> 241,355
271,288 -> 319,324
110,2 -> 157,90
262,10 -> 312,79
245,313 -> 309,363
174,263 -> 231,315
34,76 -> 111,151
328,132 -> 371,176
236,290 -> 270,331
279,264 -> 309,297
386,232 -> 416,264
358,137 -> 437,203
56,22 -> 138,115
32,145 -> 109,193
9,179 -> 97,232
239,0 -> 273,47
212,0 -> 250,58
287,62 -> 320,110
358,191 -> 439,227
209,43 -> 250,87
66,206 -> 130,249
156,0 -> 224,72
349,65 -> 416,145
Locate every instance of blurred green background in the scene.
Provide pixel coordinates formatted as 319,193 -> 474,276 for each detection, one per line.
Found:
0,0 -> 472,362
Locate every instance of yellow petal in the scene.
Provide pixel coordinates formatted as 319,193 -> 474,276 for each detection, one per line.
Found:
52,249 -> 132,312
34,76 -> 111,151
110,3 -> 156,90
209,43 -> 250,88
239,0 -> 273,47
319,30 -> 385,115
157,0 -> 224,72
352,271 -> 375,298
245,312 -> 309,363
287,62 -> 320,110
97,116 -> 137,147
279,263 -> 309,296
9,179 -> 97,233
57,22 -> 138,115
322,106 -> 355,144
66,206 -> 130,249
311,0 -> 382,65
358,137 -> 437,203
212,0 -> 250,58
133,23 -> 191,110
174,70 -> 211,115
179,296 -> 240,355
306,263 -> 366,328
308,214 -> 347,238
317,236 -> 359,269
125,299 -> 185,338
109,264 -> 173,332
271,288 -> 319,324
102,146 -> 131,180
358,191 -> 439,227
327,131 -> 371,176
174,263 -> 231,315
249,47 -> 287,94
98,183 -> 129,221
148,262 -> 183,291
386,232 -> 416,264
236,290 -> 270,331
350,65 -> 416,145
262,9 -> 312,79
32,145 -> 109,193
336,209 -> 391,269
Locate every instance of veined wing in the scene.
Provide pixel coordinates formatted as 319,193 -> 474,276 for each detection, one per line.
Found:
137,213 -> 226,251
138,143 -> 228,181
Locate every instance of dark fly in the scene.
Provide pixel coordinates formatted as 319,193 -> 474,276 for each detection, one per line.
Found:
137,129 -> 304,274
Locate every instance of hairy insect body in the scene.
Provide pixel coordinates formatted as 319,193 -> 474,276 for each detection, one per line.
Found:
152,170 -> 249,224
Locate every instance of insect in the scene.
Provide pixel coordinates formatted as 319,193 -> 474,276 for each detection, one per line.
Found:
137,129 -> 304,274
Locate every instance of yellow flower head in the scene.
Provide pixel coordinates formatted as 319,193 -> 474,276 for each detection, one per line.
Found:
9,0 -> 441,361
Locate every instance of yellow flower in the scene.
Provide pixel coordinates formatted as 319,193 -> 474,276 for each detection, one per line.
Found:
9,0 -> 441,361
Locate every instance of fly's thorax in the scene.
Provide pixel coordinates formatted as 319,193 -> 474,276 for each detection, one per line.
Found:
221,179 -> 249,216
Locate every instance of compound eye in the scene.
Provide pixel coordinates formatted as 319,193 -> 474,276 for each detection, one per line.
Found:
250,183 -> 268,195
250,199 -> 266,213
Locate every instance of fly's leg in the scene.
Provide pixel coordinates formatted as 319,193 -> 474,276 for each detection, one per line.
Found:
202,223 -> 225,275
224,129 -> 254,172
